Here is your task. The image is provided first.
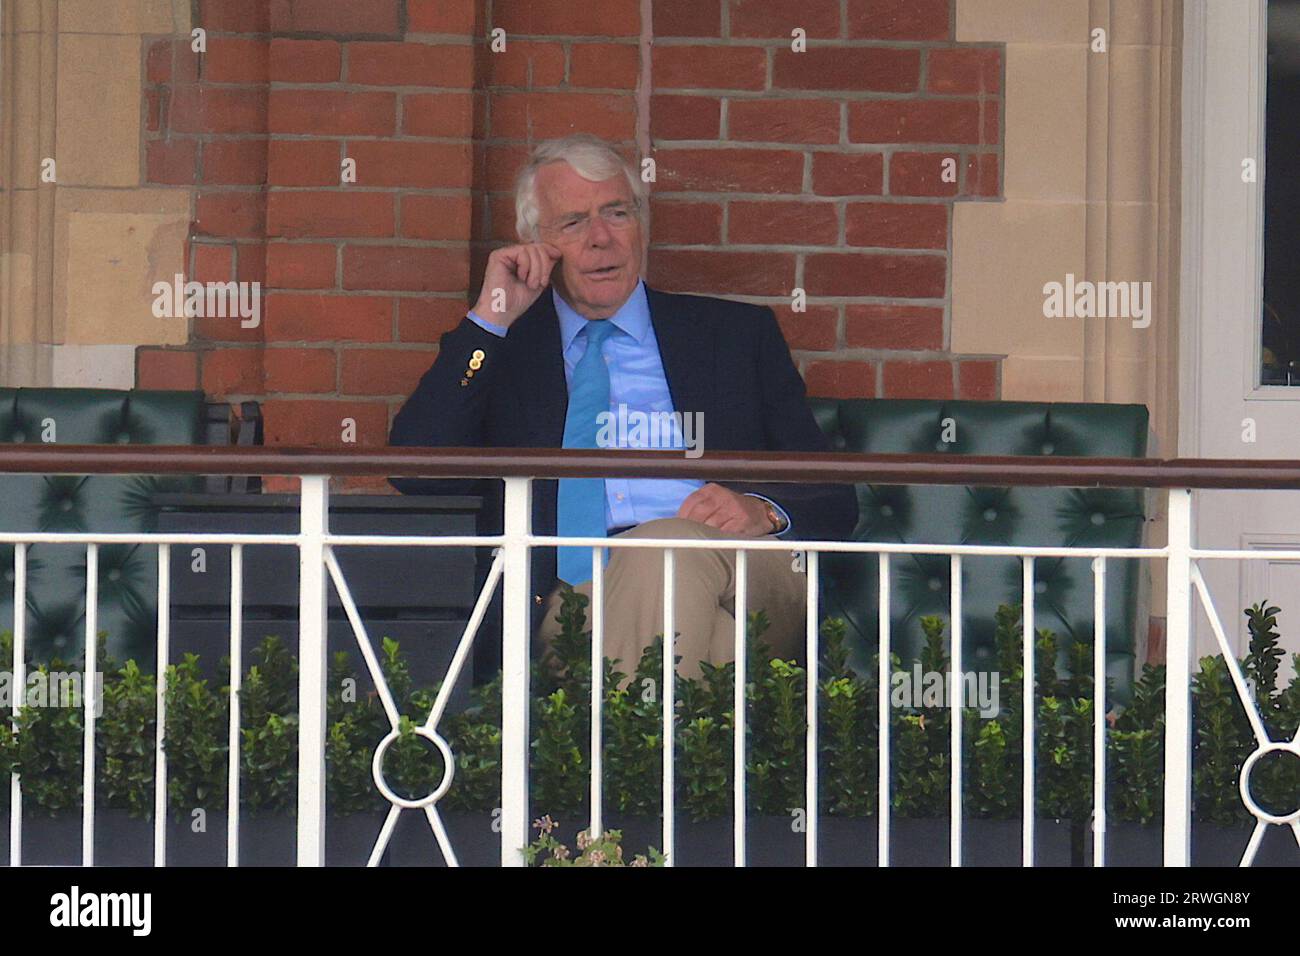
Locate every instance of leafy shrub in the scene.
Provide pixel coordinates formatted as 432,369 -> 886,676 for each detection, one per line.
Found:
0,594 -> 1295,834
98,658 -> 156,817
165,653 -> 228,813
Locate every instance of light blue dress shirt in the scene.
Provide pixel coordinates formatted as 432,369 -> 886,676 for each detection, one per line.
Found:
468,281 -> 790,535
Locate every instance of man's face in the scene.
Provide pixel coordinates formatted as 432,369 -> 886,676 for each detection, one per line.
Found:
532,160 -> 644,320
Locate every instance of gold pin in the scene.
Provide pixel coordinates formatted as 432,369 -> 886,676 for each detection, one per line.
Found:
471,349 -> 486,361
466,369 -> 475,378
469,357 -> 482,370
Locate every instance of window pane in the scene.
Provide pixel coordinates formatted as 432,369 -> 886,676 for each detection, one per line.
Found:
1262,0 -> 1300,385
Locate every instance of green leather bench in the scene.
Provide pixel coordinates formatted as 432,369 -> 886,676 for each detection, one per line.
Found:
809,399 -> 1150,702
0,388 -> 251,665
0,387 -> 1150,703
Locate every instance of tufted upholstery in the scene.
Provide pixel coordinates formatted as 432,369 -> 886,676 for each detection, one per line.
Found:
810,399 -> 1149,702
0,389 -> 208,664
0,387 -> 1149,697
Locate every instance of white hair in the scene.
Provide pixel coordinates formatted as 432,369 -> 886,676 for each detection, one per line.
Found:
514,134 -> 645,241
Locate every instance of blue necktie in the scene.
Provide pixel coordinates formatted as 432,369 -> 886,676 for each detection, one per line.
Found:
556,319 -> 618,585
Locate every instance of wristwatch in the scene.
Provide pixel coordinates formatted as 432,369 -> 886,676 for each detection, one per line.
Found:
762,501 -> 789,534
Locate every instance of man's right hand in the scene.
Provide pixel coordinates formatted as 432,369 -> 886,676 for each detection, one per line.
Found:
470,242 -> 563,329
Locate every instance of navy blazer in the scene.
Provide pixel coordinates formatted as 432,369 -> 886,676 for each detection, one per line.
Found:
389,285 -> 859,637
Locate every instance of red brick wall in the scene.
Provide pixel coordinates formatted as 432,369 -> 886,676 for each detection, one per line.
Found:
471,0 -> 642,289
646,0 -> 1002,400
137,0 -> 1004,467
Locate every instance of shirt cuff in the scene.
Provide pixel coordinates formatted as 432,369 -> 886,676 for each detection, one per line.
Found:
467,309 -> 509,338
745,493 -> 792,537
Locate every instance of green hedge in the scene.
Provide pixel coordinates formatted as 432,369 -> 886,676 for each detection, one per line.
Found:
1,594 -> 1297,825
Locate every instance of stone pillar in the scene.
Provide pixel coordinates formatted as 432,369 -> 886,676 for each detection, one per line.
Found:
951,0 -> 1180,434
0,0 -> 193,389
1,0 -> 59,385
949,0 -> 1184,659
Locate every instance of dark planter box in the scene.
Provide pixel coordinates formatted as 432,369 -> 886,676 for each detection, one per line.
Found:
885,818 -> 1074,868
0,809 -> 159,867
380,810 -> 505,868
0,808 -> 435,867
1,807 -> 1076,867
1088,822 -> 1299,867
413,812 -> 1073,867
603,816 -> 1073,867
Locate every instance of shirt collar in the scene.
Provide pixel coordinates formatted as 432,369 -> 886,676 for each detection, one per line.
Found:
554,280 -> 651,352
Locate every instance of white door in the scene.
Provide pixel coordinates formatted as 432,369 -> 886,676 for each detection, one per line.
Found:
1182,0 -> 1300,682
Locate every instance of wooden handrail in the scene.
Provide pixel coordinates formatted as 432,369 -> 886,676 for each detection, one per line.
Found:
0,444 -> 1298,489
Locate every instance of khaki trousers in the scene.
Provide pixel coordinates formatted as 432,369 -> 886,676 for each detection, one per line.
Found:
536,517 -> 807,679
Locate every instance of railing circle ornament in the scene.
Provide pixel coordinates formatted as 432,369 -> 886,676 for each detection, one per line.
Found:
1238,741 -> 1300,825
371,726 -> 456,810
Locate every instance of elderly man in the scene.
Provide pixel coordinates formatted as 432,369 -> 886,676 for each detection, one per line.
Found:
390,134 -> 857,677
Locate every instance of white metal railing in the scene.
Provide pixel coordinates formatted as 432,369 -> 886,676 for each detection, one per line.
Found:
3,472 -> 1299,867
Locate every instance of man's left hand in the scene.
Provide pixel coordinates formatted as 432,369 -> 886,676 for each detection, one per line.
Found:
676,483 -> 773,536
